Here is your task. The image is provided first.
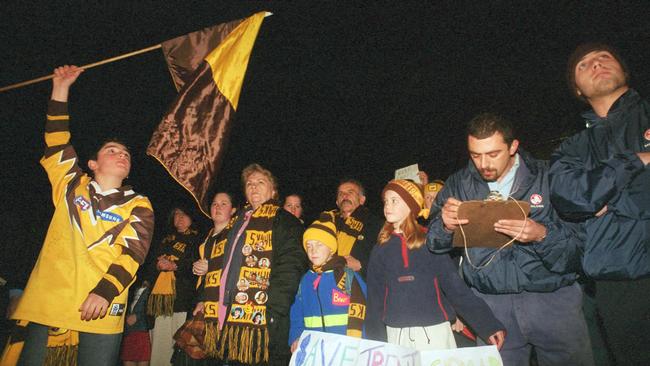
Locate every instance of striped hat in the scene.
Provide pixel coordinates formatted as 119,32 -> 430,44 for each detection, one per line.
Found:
303,217 -> 338,253
382,179 -> 424,216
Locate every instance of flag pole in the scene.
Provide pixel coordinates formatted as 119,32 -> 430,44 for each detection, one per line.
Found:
0,44 -> 162,93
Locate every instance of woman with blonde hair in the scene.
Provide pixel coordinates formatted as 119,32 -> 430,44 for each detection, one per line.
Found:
192,163 -> 307,366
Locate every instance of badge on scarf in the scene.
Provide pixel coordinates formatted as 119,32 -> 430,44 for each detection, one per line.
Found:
332,289 -> 350,306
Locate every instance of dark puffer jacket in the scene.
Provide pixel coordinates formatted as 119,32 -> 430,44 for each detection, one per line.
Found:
549,89 -> 650,280
427,149 -> 584,294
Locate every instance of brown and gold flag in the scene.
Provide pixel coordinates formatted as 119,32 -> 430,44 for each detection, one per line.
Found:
148,11 -> 268,216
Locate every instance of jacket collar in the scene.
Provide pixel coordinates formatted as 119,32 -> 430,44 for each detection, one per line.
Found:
582,88 -> 641,128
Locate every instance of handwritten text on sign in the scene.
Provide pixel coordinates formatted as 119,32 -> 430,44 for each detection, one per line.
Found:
289,331 -> 502,366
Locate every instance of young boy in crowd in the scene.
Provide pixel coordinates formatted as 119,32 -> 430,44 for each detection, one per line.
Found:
289,218 -> 367,351
11,65 -> 154,366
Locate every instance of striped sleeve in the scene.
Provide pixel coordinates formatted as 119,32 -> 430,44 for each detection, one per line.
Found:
91,201 -> 155,303
40,100 -> 84,203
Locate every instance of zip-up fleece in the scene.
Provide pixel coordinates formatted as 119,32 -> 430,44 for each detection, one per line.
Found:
366,234 -> 504,343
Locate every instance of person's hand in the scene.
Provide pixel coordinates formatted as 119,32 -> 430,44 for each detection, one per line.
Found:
192,259 -> 208,276
451,318 -> 465,333
6,294 -> 21,319
344,256 -> 362,272
157,256 -> 177,271
441,197 -> 468,232
126,314 -> 137,326
417,171 -> 429,186
595,205 -> 608,217
51,65 -> 83,102
79,293 -> 109,321
193,302 -> 205,316
488,330 -> 506,350
494,218 -> 547,243
291,339 -> 300,353
637,152 -> 650,165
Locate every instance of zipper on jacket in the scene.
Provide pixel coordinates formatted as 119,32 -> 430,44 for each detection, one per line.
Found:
314,274 -> 326,332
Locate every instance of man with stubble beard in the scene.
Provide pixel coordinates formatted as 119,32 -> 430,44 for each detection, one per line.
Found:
549,43 -> 650,365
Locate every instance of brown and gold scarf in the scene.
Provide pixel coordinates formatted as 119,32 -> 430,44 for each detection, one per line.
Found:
147,229 -> 198,317
1,321 -> 78,366
321,207 -> 368,257
203,202 -> 277,364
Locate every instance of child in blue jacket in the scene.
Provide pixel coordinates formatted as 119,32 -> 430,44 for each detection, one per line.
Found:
289,218 -> 367,352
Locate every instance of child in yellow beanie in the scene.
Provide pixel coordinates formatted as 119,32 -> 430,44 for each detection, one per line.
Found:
288,218 -> 367,352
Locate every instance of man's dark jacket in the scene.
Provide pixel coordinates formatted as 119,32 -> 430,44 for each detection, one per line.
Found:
549,89 -> 650,280
427,149 -> 583,294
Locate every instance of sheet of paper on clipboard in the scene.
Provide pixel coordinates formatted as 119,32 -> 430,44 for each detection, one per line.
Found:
452,200 -> 531,248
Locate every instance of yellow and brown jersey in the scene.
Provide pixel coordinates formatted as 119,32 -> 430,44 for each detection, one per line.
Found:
12,100 -> 154,334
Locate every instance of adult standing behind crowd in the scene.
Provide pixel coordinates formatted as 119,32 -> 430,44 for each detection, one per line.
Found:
427,113 -> 593,366
192,192 -> 238,289
147,207 -> 201,366
12,66 -> 154,366
283,194 -> 305,224
193,164 -> 307,366
549,43 -> 650,365
319,179 -> 383,278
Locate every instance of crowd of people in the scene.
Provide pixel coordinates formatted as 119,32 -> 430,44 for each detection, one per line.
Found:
2,42 -> 649,366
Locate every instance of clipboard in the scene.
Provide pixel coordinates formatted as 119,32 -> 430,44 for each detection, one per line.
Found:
452,200 -> 530,248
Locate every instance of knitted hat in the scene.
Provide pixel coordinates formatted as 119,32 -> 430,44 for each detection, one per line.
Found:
567,42 -> 629,100
382,179 -> 424,216
424,180 -> 444,193
303,218 -> 338,254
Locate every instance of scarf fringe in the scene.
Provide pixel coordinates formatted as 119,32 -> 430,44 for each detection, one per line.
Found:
211,324 -> 268,364
148,271 -> 176,317
204,322 -> 220,357
146,293 -> 175,317
44,345 -> 78,366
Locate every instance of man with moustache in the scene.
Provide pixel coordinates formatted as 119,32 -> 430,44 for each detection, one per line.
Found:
318,179 -> 382,279
549,43 -> 650,364
427,113 -> 592,365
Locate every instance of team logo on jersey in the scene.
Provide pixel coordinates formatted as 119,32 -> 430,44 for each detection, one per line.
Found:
530,194 -> 544,208
73,196 -> 90,211
644,128 -> 650,140
95,210 -> 124,222
109,303 -> 125,316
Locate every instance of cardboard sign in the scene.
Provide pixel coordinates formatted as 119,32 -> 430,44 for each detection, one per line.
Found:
452,200 -> 530,248
394,164 -> 421,184
289,331 -> 503,366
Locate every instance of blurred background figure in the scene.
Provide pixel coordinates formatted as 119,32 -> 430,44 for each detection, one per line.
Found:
148,207 -> 202,366
283,193 -> 305,224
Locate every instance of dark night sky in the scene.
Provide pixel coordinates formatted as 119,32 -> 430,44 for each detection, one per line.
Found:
2,2 -> 650,278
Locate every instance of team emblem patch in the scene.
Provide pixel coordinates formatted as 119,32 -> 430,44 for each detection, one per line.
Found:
644,128 -> 650,141
530,194 -> 543,205
74,196 -> 90,211
108,303 -> 125,316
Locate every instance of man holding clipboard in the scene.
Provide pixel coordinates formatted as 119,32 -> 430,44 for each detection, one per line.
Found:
426,113 -> 593,366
